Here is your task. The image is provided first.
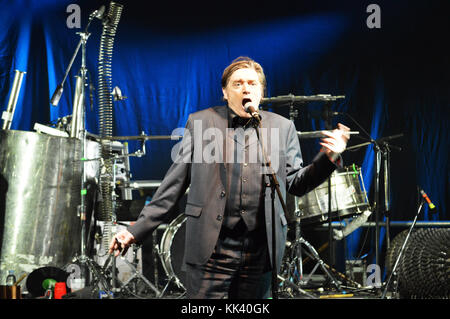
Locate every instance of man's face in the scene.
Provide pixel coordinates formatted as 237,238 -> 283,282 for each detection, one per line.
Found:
222,67 -> 263,118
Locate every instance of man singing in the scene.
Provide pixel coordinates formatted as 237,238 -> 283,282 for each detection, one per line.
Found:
109,56 -> 350,298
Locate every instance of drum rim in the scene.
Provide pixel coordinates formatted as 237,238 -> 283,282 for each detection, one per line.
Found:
159,213 -> 187,286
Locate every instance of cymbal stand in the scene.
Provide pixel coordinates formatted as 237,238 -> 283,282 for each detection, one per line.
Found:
320,102 -> 338,271
378,136 -> 401,250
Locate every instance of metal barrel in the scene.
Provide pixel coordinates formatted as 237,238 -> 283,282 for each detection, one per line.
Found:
0,129 -> 100,285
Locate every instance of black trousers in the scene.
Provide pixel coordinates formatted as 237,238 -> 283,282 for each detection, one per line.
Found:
186,219 -> 271,299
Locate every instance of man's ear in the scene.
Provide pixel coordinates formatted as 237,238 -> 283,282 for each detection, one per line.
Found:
222,88 -> 228,101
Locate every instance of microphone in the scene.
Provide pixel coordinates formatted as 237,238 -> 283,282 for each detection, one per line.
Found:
420,188 -> 436,210
50,84 -> 64,106
243,98 -> 261,121
89,5 -> 106,20
112,86 -> 127,101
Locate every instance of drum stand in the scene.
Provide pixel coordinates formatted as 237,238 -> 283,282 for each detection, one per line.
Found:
276,101 -> 344,298
279,205 -> 342,298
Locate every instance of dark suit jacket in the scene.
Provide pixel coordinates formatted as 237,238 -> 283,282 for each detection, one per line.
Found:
128,105 -> 337,270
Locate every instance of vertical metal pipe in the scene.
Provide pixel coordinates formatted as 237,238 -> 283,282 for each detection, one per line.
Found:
70,75 -> 84,137
1,70 -> 26,130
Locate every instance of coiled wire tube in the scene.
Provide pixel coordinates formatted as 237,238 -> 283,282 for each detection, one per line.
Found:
97,2 -> 123,251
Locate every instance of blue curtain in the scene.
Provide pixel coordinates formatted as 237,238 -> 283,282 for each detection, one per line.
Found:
1,0 -> 448,268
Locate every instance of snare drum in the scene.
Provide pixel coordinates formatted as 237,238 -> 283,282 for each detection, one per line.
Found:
296,165 -> 370,224
159,214 -> 187,291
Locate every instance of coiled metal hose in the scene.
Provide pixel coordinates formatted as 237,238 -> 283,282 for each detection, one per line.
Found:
97,2 -> 123,250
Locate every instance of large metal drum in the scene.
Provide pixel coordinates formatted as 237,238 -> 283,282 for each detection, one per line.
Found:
296,165 -> 370,224
0,129 -> 100,285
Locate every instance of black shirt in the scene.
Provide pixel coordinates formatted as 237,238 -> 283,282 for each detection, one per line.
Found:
223,108 -> 265,231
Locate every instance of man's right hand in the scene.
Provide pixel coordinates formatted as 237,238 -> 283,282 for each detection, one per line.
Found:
108,229 -> 136,257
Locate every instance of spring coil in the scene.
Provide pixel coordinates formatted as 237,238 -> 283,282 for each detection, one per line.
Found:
98,2 -> 123,139
97,1 -> 123,252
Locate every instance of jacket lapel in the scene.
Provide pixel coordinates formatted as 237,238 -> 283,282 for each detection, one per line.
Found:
210,106 -> 228,189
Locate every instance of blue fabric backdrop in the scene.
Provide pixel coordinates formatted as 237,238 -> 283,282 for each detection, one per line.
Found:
1,0 -> 448,270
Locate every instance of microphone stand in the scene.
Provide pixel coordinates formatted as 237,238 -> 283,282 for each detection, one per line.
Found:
51,9 -> 116,294
381,194 -> 425,299
378,135 -> 402,252
50,10 -> 98,108
343,112 -> 403,270
253,115 -> 288,300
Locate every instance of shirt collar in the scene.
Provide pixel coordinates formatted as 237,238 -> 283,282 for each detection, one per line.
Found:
227,107 -> 262,129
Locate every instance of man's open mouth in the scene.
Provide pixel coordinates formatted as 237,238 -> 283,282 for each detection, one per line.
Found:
242,98 -> 252,106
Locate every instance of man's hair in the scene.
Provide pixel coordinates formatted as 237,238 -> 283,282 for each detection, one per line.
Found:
221,56 -> 266,96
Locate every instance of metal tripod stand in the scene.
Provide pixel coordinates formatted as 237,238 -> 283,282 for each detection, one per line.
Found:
279,199 -> 343,298
100,241 -> 162,298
